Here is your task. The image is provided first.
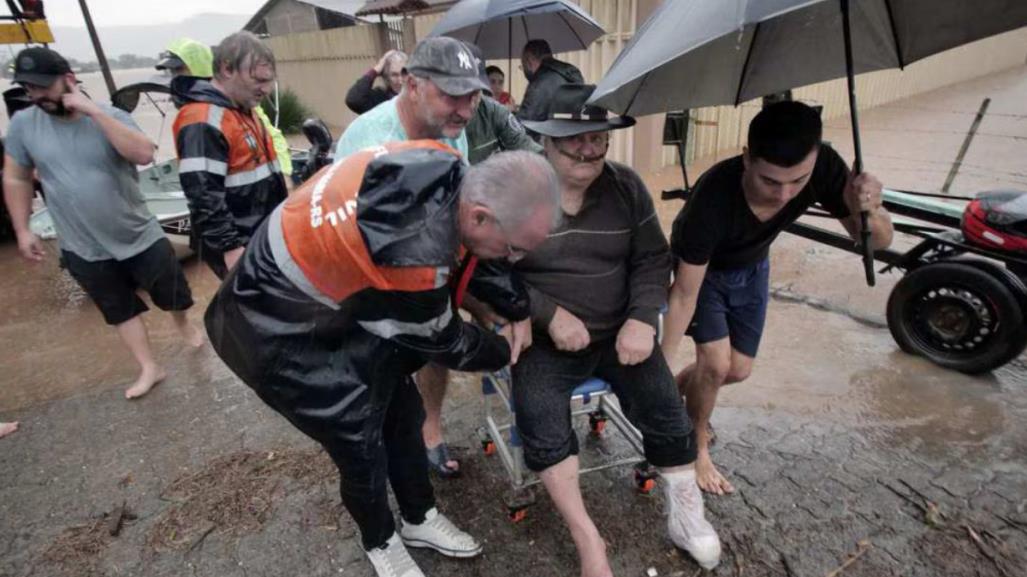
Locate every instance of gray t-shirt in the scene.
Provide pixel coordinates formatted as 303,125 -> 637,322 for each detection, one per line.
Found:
5,104 -> 164,261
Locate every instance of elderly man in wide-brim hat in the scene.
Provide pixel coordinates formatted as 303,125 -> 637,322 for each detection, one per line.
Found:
502,84 -> 722,575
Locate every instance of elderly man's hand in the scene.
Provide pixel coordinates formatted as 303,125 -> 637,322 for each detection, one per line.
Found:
616,318 -> 655,365
549,306 -> 590,352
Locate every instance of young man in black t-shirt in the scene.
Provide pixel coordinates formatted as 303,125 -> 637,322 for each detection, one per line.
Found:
660,102 -> 894,495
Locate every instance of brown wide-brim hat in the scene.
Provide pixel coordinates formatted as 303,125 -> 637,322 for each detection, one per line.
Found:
522,83 -> 635,138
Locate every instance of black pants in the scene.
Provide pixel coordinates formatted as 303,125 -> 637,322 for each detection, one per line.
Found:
511,337 -> 696,472
205,256 -> 435,551
250,371 -> 434,550
196,244 -> 229,280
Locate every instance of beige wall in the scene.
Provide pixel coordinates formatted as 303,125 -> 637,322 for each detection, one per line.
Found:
267,24 -> 389,133
683,27 -> 1027,166
269,1 -> 1027,167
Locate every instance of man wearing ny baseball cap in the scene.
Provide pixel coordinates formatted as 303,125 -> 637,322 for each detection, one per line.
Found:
333,37 -> 536,482
333,36 -> 489,161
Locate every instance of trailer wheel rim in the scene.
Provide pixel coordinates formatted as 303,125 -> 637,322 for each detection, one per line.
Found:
908,286 -> 997,353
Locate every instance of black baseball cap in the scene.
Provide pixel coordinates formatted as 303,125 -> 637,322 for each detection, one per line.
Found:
14,47 -> 71,87
405,37 -> 489,97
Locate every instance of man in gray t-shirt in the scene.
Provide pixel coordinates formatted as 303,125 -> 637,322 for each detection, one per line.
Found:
3,47 -> 204,400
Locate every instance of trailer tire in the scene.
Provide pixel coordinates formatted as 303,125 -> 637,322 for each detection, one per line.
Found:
887,262 -> 1027,374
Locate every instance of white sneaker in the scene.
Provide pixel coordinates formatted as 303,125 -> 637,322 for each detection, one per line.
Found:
399,507 -> 483,558
663,469 -> 722,570
366,533 -> 425,577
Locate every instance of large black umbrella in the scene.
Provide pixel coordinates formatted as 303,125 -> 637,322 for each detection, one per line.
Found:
428,0 -> 605,59
589,0 -> 1027,286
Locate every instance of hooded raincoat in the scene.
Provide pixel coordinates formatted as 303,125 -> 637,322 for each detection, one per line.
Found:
172,76 -> 288,276
204,140 -> 525,549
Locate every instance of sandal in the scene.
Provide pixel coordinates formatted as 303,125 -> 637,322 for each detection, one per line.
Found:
426,443 -> 461,478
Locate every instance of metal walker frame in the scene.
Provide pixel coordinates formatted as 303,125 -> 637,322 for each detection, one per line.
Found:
478,367 -> 658,521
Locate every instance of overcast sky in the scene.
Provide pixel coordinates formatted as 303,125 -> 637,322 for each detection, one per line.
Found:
46,0 -> 266,27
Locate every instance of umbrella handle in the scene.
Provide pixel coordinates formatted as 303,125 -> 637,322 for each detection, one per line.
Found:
842,0 -> 876,287
860,211 -> 875,287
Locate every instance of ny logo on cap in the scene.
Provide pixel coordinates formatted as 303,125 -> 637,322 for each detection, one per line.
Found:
457,50 -> 473,70
19,56 -> 34,70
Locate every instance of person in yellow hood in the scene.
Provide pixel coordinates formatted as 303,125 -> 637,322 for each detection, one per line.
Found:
157,37 -> 293,180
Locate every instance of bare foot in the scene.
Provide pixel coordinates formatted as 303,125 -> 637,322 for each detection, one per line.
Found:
0,421 -> 19,439
578,533 -> 612,577
180,324 -> 205,348
125,365 -> 168,399
695,451 -> 734,495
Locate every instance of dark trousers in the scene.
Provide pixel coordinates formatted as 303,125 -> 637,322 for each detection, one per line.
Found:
511,337 -> 697,472
205,223 -> 438,551
250,370 -> 434,550
207,283 -> 436,551
197,245 -> 229,280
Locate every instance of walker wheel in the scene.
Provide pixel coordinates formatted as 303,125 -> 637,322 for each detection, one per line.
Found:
509,508 -> 528,523
634,466 -> 657,494
588,413 -> 608,436
637,478 -> 656,494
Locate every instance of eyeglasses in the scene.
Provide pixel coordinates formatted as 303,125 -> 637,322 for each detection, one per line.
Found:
554,132 -> 610,149
494,217 -> 530,262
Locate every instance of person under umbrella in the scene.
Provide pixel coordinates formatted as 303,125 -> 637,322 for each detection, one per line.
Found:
661,102 -> 893,494
511,83 -> 723,574
517,39 -> 583,124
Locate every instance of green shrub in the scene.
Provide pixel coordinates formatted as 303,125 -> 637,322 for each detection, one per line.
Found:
261,87 -> 313,135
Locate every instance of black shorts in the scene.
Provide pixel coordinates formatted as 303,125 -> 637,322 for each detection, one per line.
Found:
686,257 -> 770,357
62,238 -> 194,326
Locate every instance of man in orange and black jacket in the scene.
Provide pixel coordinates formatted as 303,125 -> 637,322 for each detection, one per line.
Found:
204,142 -> 559,576
173,31 -> 287,278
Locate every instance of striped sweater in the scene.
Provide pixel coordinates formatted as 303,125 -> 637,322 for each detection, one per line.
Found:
514,161 -> 671,341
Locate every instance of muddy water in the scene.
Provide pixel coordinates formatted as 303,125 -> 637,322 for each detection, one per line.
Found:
0,244 -> 223,410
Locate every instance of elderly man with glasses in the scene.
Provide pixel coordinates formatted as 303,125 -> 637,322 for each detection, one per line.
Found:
502,84 -> 723,576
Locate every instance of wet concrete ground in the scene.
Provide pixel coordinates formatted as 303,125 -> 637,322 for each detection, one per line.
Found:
3,68 -> 1027,577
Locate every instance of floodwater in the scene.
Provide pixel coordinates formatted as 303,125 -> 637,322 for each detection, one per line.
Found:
1,67 -> 1026,577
